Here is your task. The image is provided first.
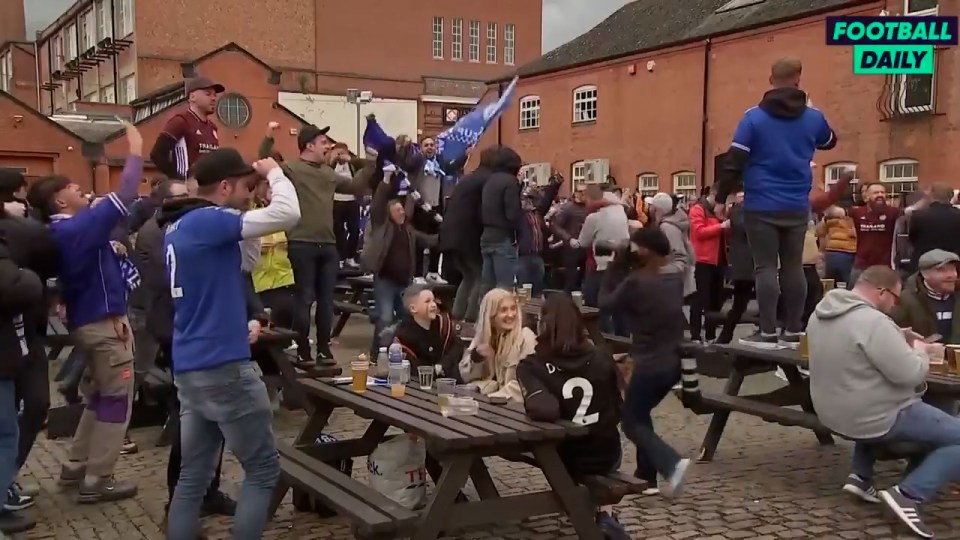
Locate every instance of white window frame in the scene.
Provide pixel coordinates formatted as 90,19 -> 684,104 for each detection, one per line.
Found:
101,83 -> 115,103
896,1 -> 937,114
432,17 -> 443,59
504,24 -> 515,65
519,95 -> 540,130
85,90 -> 99,103
65,25 -> 78,60
572,161 -> 587,190
468,21 -> 480,62
486,23 -> 497,63
0,50 -> 11,92
81,10 -> 96,51
117,0 -> 133,37
51,35 -> 63,71
824,162 -> 858,187
97,0 -> 113,40
451,18 -> 462,61
879,158 -> 919,199
119,73 -> 136,104
572,85 -> 598,124
672,172 -> 697,199
638,173 -> 659,197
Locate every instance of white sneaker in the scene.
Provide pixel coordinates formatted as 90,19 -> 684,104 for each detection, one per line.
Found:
345,258 -> 360,269
661,458 -> 690,499
413,277 -> 428,285
426,273 -> 448,284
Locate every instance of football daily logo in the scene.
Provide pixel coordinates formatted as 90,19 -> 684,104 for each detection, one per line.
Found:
825,15 -> 957,74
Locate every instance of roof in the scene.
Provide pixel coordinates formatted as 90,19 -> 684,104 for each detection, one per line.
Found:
51,115 -> 124,143
182,42 -> 281,84
502,0 -> 875,81
0,90 -> 86,142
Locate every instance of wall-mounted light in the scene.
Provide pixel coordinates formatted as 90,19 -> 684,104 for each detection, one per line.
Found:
12,114 -> 23,123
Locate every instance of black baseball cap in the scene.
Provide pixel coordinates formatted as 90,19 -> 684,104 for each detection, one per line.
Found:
184,77 -> 225,94
297,124 -> 331,151
192,148 -> 255,186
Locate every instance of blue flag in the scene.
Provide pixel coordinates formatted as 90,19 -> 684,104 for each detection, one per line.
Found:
362,117 -> 395,157
436,76 -> 518,165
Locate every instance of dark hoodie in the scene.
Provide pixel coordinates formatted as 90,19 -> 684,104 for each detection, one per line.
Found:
517,344 -> 622,477
479,146 -> 524,244
393,312 -> 465,381
0,239 -> 44,379
716,87 -> 836,210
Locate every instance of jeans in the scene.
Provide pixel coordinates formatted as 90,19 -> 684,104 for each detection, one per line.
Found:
15,347 -> 49,470
451,252 -> 482,322
287,242 -> 340,359
823,251 -> 854,284
689,263 -> 726,341
850,401 -> 960,502
0,380 -> 18,499
621,365 -> 682,483
583,269 -> 627,335
371,278 -> 407,355
718,280 -> 754,344
479,239 -> 518,299
168,362 -> 279,540
743,211 -> 808,335
516,255 -> 545,297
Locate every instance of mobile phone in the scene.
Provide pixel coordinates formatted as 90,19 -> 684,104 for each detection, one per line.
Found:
924,333 -> 943,344
487,396 -> 508,405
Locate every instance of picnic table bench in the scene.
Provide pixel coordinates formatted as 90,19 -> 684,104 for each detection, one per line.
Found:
687,343 -> 960,462
47,316 -> 69,360
258,327 -> 341,411
271,379 -> 639,540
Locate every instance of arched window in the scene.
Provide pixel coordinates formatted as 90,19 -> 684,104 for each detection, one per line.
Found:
672,171 -> 697,199
824,162 -> 858,187
879,158 -> 919,202
572,85 -> 597,123
519,95 -> 540,130
571,161 -> 587,189
637,173 -> 659,198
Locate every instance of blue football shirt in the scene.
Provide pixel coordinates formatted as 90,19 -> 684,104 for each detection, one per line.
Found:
164,206 -> 249,374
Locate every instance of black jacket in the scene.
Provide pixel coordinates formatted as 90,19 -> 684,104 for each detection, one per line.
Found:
909,202 -> 960,268
134,215 -> 174,342
0,213 -> 60,339
726,204 -> 753,282
393,312 -> 465,382
439,167 -> 490,256
517,344 -> 622,477
0,240 -> 44,379
480,172 -> 522,244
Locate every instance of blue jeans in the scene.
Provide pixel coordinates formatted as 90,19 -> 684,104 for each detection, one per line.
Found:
287,242 -> 340,358
851,401 -> 960,502
168,362 -> 279,540
0,380 -> 17,501
516,255 -> 545,297
621,365 -> 682,483
823,251 -> 854,284
583,269 -> 626,335
371,278 -> 407,355
479,240 -> 518,299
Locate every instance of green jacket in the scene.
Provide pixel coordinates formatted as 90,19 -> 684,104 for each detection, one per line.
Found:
891,272 -> 960,343
258,137 -> 373,244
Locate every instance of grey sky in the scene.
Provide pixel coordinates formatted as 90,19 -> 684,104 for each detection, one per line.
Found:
542,0 -> 630,52
26,0 -> 627,53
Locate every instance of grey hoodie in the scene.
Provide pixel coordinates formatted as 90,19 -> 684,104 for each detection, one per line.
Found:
807,289 -> 929,439
577,193 -> 629,271
659,210 -> 696,297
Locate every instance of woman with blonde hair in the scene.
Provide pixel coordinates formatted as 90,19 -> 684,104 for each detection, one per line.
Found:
459,288 -> 537,402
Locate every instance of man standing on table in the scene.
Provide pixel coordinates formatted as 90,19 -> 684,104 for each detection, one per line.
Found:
160,149 -> 300,539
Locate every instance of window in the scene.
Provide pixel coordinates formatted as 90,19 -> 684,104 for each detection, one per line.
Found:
824,162 -> 858,187
519,96 -> 540,130
81,10 -> 95,51
85,91 -> 99,102
573,85 -> 598,123
451,18 -> 462,61
672,172 -> 697,199
119,74 -> 136,104
217,94 -> 251,128
101,84 -> 115,103
468,21 -> 480,62
432,17 -> 443,59
51,35 -> 63,71
572,161 -> 587,190
65,25 -> 78,60
116,0 -> 133,37
896,0 -> 937,114
880,159 -> 919,198
0,51 -> 11,92
504,24 -> 515,65
486,23 -> 497,63
97,0 -> 112,40
638,174 -> 659,198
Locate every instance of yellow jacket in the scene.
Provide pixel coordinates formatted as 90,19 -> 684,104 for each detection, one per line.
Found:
817,217 -> 857,254
253,230 -> 295,293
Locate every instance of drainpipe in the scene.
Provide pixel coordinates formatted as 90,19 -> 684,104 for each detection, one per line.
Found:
699,38 -> 712,189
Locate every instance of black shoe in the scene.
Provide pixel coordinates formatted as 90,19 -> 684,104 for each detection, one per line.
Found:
843,474 -> 880,503
739,331 -> 780,350
315,347 -> 337,367
880,486 -> 933,538
596,510 -> 631,540
0,510 -> 36,533
201,491 -> 237,517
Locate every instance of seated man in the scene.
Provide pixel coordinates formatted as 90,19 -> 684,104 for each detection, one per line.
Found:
892,249 -> 959,344
393,283 -> 465,383
807,265 -> 952,539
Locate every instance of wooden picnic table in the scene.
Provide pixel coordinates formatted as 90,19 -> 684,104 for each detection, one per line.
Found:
270,379 -> 623,540
258,327 -> 341,411
332,276 -> 457,338
692,342 -> 960,462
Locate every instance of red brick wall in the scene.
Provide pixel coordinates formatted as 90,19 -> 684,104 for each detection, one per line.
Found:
6,44 -> 38,109
499,2 -> 960,194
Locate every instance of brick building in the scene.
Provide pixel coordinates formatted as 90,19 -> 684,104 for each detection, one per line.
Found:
493,0 -> 956,200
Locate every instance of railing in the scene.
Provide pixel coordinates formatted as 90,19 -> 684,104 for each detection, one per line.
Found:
877,47 -> 942,120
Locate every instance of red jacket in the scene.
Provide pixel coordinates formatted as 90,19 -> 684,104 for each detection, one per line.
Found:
689,201 -> 724,265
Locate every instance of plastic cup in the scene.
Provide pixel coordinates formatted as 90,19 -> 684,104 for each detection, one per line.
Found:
417,366 -> 435,390
350,361 -> 368,393
455,384 -> 477,398
571,291 -> 584,307
798,333 -> 809,360
389,364 -> 406,397
436,378 -> 457,396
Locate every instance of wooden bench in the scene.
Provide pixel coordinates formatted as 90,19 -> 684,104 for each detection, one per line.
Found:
601,333 -> 631,355
502,453 -> 647,505
47,316 -> 70,360
703,309 -> 759,327
694,391 -> 826,431
272,443 -> 418,540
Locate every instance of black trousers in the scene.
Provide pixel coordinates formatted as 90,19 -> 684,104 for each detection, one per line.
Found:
333,199 -> 361,261
16,346 -> 50,469
689,263 -> 726,341
561,247 -> 586,292
718,280 -> 755,344
161,342 -> 224,503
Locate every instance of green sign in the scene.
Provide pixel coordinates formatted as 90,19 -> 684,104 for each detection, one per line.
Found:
852,45 -> 935,74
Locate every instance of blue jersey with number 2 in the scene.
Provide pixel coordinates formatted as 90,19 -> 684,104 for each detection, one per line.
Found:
164,206 -> 248,374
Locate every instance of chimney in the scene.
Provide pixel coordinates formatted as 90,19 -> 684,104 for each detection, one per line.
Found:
0,0 -> 26,44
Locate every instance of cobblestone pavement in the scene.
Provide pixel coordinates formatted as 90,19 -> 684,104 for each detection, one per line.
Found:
15,321 -> 960,539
